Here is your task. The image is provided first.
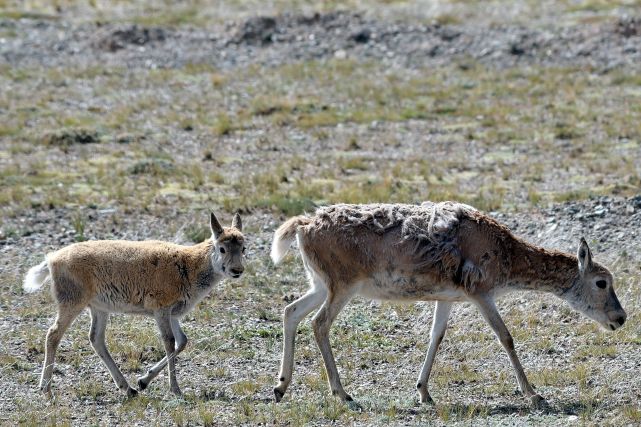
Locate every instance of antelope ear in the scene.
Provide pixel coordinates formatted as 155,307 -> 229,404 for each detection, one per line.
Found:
577,237 -> 593,276
232,212 -> 242,231
210,212 -> 224,239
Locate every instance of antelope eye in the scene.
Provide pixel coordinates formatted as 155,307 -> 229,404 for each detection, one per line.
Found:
242,247 -> 246,254
596,280 -> 606,289
219,247 -> 226,254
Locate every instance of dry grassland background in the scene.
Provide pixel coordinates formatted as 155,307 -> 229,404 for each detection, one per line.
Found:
1,0 -> 641,425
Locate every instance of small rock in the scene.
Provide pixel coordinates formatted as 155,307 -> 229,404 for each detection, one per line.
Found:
509,42 -> 526,56
233,16 -> 277,45
334,49 -> 347,59
128,158 -> 174,175
615,16 -> 641,38
438,27 -> 461,42
94,25 -> 166,52
349,28 -> 371,44
42,128 -> 100,146
115,133 -> 140,144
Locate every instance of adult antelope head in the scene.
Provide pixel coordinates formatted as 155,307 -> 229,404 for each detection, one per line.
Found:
562,238 -> 626,331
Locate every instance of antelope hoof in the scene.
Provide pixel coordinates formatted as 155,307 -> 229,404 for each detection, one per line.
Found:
41,387 -> 53,400
171,386 -> 183,397
137,378 -> 148,391
273,387 -> 285,403
126,387 -> 138,398
332,389 -> 353,402
530,394 -> 549,410
419,392 -> 434,404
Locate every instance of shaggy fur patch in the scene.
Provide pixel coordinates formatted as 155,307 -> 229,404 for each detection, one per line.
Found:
313,202 -> 478,288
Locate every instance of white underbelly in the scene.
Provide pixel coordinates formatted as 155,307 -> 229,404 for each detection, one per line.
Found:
356,273 -> 467,302
89,297 -> 153,316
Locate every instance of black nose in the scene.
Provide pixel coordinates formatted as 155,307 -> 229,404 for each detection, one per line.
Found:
617,316 -> 626,326
230,268 -> 243,276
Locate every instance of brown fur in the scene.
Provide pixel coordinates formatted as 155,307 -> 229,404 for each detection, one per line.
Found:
24,213 -> 245,398
271,202 -> 626,408
296,202 -> 472,295
49,240 -> 214,311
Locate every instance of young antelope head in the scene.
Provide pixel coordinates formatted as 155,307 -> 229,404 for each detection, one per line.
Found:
563,238 -> 626,331
210,212 -> 246,279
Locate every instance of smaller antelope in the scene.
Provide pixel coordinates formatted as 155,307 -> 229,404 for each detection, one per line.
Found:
23,212 -> 245,398
270,202 -> 626,408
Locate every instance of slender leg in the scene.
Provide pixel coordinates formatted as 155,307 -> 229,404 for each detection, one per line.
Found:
88,307 -> 137,397
39,304 -> 84,395
311,289 -> 355,402
473,296 -> 547,409
137,317 -> 187,391
154,310 -> 182,396
416,300 -> 453,403
273,283 -> 327,402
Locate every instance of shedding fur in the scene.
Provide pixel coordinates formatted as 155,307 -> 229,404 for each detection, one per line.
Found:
24,212 -> 245,398
311,202 -> 477,287
271,201 -> 626,409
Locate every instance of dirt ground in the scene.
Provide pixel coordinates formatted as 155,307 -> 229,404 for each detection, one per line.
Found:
1,1 -> 640,426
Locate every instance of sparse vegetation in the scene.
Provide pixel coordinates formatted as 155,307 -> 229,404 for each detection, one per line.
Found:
2,59 -> 640,217
1,0 -> 641,425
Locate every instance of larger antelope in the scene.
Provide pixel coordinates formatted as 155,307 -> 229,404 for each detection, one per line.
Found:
270,202 -> 626,408
23,212 -> 245,397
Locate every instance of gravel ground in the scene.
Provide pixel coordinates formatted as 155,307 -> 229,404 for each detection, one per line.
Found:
1,196 -> 639,425
2,12 -> 641,71
497,195 -> 641,261
1,3 -> 641,426
2,194 -> 640,259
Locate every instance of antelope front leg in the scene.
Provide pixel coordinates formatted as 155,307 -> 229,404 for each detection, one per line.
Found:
154,310 -> 182,396
311,290 -> 354,402
473,296 -> 547,409
416,301 -> 453,404
138,317 -> 188,391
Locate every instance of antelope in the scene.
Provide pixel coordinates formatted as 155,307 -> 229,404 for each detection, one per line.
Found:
23,212 -> 245,398
270,201 -> 626,408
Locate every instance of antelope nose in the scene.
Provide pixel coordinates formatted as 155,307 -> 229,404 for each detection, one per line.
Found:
230,268 -> 244,276
617,315 -> 626,327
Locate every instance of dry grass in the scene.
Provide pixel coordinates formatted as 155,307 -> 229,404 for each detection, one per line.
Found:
2,60 -> 640,220
3,0 -> 641,26
1,1 -> 641,425
2,254 -> 640,425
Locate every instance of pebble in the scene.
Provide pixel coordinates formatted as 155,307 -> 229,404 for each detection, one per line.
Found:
5,11 -> 641,71
499,195 -> 641,261
334,49 -> 347,59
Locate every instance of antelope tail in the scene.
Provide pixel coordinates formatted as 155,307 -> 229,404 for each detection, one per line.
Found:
23,259 -> 50,293
271,216 -> 312,264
